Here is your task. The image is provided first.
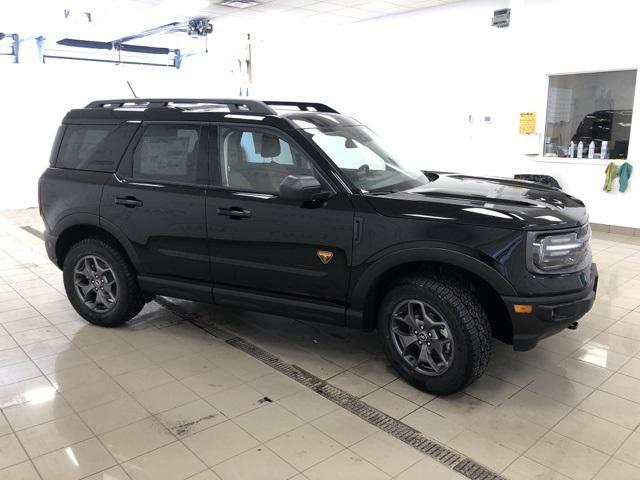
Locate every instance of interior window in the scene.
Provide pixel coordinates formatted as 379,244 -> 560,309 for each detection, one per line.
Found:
133,125 -> 204,183
543,70 -> 636,159
220,127 -> 315,194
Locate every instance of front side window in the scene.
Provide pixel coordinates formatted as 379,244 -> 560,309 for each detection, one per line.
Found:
543,70 -> 636,160
239,132 -> 295,165
132,125 -> 204,184
302,125 -> 428,193
219,127 -> 316,194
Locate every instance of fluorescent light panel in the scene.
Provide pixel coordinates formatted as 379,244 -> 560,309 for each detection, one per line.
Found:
220,0 -> 259,8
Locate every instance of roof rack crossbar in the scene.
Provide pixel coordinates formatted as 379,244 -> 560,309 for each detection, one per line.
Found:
264,101 -> 339,114
85,98 -> 276,115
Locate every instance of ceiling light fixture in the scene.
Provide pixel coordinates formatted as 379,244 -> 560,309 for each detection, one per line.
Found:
162,0 -> 210,11
220,0 -> 259,8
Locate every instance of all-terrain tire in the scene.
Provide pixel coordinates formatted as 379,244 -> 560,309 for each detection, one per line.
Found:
378,273 -> 491,395
63,237 -> 144,327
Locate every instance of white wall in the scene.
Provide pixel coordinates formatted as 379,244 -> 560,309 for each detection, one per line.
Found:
4,0 -> 640,228
253,0 -> 640,228
0,36 -> 245,210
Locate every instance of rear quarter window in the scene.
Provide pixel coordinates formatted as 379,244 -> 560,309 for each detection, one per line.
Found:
49,125 -> 66,166
56,123 -> 138,172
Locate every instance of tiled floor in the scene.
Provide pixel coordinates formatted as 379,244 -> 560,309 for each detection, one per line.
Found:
2,209 -> 640,480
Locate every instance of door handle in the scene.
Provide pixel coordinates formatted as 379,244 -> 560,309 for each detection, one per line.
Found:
217,207 -> 251,219
114,196 -> 143,208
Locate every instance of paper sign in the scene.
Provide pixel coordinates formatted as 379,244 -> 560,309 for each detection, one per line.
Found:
519,112 -> 537,135
139,137 -> 190,175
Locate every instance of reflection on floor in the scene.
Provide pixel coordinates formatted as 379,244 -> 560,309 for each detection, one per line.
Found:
1,208 -> 640,480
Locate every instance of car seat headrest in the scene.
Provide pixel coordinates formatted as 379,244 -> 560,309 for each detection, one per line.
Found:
260,134 -> 281,158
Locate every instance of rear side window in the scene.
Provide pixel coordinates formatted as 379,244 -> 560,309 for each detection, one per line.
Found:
49,126 -> 66,166
56,123 -> 137,172
132,124 -> 205,184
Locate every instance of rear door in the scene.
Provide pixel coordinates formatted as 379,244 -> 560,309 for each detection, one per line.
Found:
43,122 -> 138,232
101,123 -> 210,285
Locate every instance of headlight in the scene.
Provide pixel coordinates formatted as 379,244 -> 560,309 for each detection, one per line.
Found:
528,225 -> 591,273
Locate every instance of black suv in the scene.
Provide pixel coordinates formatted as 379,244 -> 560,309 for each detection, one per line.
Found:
39,98 -> 597,394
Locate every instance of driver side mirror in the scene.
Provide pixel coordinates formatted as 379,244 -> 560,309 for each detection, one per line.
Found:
279,175 -> 330,202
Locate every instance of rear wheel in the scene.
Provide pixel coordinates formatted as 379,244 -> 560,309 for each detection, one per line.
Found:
63,238 -> 144,327
378,273 -> 491,395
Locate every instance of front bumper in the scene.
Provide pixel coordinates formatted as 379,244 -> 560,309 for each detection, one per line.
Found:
502,263 -> 598,351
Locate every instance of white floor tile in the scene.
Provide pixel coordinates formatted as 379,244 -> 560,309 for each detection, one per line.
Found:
6,210 -> 640,480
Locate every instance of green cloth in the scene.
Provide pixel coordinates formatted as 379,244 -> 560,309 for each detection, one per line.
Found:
604,162 -> 618,192
619,162 -> 633,193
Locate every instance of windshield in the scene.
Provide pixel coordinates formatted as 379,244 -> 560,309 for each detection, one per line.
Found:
301,126 -> 428,193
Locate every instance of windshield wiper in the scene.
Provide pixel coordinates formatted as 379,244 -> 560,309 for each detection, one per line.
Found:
365,189 -> 399,195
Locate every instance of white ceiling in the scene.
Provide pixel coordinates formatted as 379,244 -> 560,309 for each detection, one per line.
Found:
132,0 -> 463,26
2,0 -> 463,51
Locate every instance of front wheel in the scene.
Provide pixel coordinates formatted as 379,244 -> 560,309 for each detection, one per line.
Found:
63,238 -> 144,327
378,274 -> 491,395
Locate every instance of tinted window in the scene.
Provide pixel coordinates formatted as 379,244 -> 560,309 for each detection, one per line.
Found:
49,126 -> 66,166
57,123 -> 137,171
220,127 -> 315,194
132,125 -> 205,184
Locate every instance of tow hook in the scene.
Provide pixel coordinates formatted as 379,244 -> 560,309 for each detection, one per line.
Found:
567,321 -> 579,330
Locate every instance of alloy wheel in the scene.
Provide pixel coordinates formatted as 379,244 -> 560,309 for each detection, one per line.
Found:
390,299 -> 455,376
73,255 -> 118,312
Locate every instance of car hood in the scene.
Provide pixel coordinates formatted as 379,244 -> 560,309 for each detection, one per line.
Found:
366,173 -> 588,230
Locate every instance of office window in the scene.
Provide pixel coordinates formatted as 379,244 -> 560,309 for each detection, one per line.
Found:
543,70 -> 636,160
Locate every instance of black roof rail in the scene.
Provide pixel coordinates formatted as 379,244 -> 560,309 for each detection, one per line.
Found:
264,101 -> 339,114
85,98 -> 276,115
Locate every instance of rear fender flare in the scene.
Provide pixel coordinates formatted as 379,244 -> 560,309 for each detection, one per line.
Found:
52,213 -> 141,270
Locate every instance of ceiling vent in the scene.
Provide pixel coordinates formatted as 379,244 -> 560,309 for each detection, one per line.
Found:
491,8 -> 510,28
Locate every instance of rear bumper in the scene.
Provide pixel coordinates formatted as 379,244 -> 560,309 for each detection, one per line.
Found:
44,231 -> 59,267
502,263 -> 598,351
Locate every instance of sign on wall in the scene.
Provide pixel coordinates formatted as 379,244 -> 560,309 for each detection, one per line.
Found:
519,112 -> 537,134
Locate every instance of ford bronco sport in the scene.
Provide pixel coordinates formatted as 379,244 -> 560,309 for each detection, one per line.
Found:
39,98 -> 597,394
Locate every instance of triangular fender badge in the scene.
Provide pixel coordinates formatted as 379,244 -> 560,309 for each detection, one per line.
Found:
317,250 -> 333,265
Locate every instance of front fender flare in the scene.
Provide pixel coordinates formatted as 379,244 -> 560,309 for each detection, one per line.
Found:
349,243 -> 517,319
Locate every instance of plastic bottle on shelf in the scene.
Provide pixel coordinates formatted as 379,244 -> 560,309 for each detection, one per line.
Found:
577,141 -> 584,159
601,141 -> 608,159
588,141 -> 595,159
568,141 -> 575,158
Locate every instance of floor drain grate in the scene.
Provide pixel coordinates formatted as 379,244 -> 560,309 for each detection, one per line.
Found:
153,296 -> 201,322
153,297 -> 235,340
155,297 -> 505,480
226,336 -> 506,480
20,225 -> 44,240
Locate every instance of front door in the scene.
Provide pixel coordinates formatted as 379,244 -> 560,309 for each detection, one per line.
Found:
101,123 -> 209,285
206,125 -> 354,323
